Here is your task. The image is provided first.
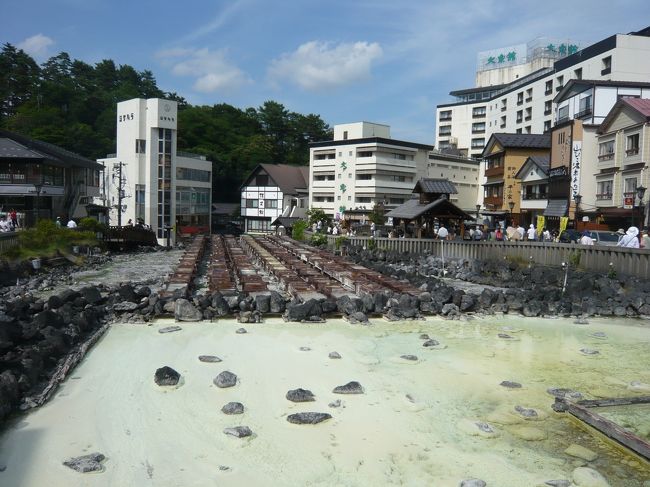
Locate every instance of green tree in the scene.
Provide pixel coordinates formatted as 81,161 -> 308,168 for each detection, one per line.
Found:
306,207 -> 329,227
368,203 -> 386,225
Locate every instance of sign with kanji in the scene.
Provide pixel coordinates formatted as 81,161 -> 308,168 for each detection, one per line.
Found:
624,193 -> 634,209
570,141 -> 582,201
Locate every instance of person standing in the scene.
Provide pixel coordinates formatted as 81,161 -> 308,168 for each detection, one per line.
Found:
617,226 -> 640,248
543,228 -> 551,242
579,231 -> 594,245
55,216 -> 62,228
9,209 -> 17,229
516,224 -> 525,240
495,227 -> 503,241
437,224 -> 449,240
526,224 -> 536,241
641,229 -> 650,249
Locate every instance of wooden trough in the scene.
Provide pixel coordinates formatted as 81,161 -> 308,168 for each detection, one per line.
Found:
553,395 -> 650,463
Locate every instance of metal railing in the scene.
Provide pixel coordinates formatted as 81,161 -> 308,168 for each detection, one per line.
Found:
325,235 -> 650,279
0,232 -> 19,253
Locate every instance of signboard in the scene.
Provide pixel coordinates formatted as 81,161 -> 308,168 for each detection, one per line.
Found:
549,166 -> 568,178
624,192 -> 634,210
536,216 -> 545,237
559,217 -> 569,236
570,142 -> 582,200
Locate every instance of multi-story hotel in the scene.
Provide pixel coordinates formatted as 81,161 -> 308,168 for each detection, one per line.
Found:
426,150 -> 481,213
308,122 -> 432,218
99,98 -> 212,245
436,26 -> 650,158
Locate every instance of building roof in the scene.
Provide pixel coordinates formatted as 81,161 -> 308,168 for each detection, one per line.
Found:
385,196 -> 472,220
598,97 -> 650,134
270,216 -> 302,227
310,136 -> 433,152
212,202 -> 240,215
482,133 -> 551,158
448,84 -> 508,96
413,178 -> 458,195
514,155 -> 550,179
554,79 -> 650,103
0,129 -> 102,170
241,163 -> 309,194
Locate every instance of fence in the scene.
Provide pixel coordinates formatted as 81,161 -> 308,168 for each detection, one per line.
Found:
325,235 -> 650,279
0,233 -> 20,253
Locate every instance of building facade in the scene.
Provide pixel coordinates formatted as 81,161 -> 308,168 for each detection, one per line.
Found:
0,129 -> 103,226
426,150 -> 481,213
309,122 -> 432,218
99,98 -> 212,245
436,26 -> 650,159
240,164 -> 309,233
514,156 -> 549,226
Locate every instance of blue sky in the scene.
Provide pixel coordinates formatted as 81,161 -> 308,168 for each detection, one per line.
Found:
2,0 -> 647,143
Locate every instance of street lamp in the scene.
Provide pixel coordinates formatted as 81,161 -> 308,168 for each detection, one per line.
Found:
508,201 -> 515,226
637,186 -> 646,229
475,204 -> 481,220
33,183 -> 44,225
574,194 -> 582,230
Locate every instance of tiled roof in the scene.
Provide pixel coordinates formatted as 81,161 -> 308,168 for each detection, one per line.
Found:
259,163 -> 309,194
0,138 -> 49,160
414,178 -> 458,195
624,98 -> 650,117
385,196 -> 472,220
515,155 -> 550,179
492,133 -> 551,149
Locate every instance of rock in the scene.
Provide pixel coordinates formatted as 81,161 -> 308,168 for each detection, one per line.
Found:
118,284 -> 137,302
580,348 -> 599,356
299,346 -> 311,351
441,303 -> 459,316
498,333 -> 514,339
159,325 -> 182,334
458,419 -> 498,438
269,291 -> 286,313
565,444 -> 599,462
333,381 -> 364,394
154,366 -> 180,386
475,421 -> 495,433
47,294 -> 63,310
286,388 -> 316,402
419,333 -> 430,340
285,299 -> 320,322
544,481 -> 571,487
348,311 -> 369,324
0,371 -> 19,420
361,294 -> 375,313
33,309 -> 64,329
79,286 -> 102,304
214,371 -> 238,388
459,294 -> 475,312
113,301 -> 139,312
460,480 -> 486,487
589,332 -> 607,340
255,294 -> 271,313
223,426 -> 252,438
63,452 -> 106,473
422,339 -> 440,347
574,317 -> 590,325
211,294 -> 230,316
337,295 -> 364,315
328,399 -> 341,408
329,351 -> 341,359
401,355 -> 418,361
221,402 -> 244,415
500,380 -> 522,389
547,388 -> 583,401
514,405 -> 538,418
198,355 -> 222,363
572,467 -> 610,487
236,327 -> 247,334
163,300 -> 176,314
174,298 -> 203,321
287,412 -> 332,424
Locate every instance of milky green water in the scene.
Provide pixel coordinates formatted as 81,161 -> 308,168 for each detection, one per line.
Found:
1,315 -> 649,487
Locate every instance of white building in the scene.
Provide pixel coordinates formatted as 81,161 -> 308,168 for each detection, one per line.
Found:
240,163 -> 309,233
309,122 -> 432,218
436,26 -> 650,159
514,155 -> 549,224
99,98 -> 212,245
426,150 -> 481,212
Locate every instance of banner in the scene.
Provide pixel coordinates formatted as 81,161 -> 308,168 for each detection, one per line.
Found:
536,215 -> 545,237
559,217 -> 569,236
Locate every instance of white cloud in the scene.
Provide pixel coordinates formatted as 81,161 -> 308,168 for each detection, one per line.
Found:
17,34 -> 54,59
268,41 -> 383,92
155,47 -> 250,93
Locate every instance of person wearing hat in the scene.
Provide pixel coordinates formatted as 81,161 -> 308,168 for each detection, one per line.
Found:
55,216 -> 62,228
616,228 -> 625,243
617,226 -> 640,248
579,230 -> 594,246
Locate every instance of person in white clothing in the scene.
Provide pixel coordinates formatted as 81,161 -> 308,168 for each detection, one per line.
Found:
516,225 -> 525,240
437,225 -> 449,240
67,219 -> 77,229
616,226 -> 639,248
526,224 -> 536,241
579,231 -> 594,245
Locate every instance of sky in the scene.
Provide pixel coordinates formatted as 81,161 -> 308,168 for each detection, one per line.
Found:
1,0 -> 648,144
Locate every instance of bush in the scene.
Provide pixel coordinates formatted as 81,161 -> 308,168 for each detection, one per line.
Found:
79,217 -> 107,234
310,233 -> 327,246
335,236 -> 347,250
292,220 -> 308,241
367,238 -> 377,251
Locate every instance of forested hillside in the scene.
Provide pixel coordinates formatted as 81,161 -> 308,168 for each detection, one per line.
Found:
0,43 -> 331,201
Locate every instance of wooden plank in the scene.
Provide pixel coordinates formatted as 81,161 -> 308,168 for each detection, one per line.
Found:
576,396 -> 650,408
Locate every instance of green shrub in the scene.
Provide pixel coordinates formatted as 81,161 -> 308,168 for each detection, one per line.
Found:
568,250 -> 582,268
310,233 -> 327,246
367,238 -> 377,251
335,235 -> 347,250
292,220 -> 308,241
79,217 -> 107,234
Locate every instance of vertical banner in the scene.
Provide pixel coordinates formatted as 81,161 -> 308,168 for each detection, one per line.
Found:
571,141 -> 582,201
559,217 -> 569,236
536,215 -> 545,237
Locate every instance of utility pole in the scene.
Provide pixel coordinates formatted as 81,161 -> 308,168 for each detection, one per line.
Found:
112,162 -> 126,227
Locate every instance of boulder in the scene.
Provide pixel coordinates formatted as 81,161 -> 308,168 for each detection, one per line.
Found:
329,351 -> 341,359
79,286 -> 102,305
348,311 -> 369,324
174,299 -> 203,321
269,291 -> 286,313
287,412 -> 332,425
154,366 -> 180,386
286,388 -> 315,402
441,303 -> 459,316
320,299 -> 337,314
47,294 -> 63,310
422,339 -> 440,348
118,284 -> 137,302
333,381 -> 364,394
63,452 -> 106,473
0,371 -> 19,421
459,294 -> 475,312
214,371 -> 238,388
159,325 -> 182,334
33,309 -> 64,329
571,467 -> 610,487
255,294 -> 271,314
285,299 -> 320,322
223,426 -> 252,438
221,402 -> 244,415
337,295 -> 364,315
211,293 -> 230,316
361,294 -> 375,313
236,327 -> 247,334
113,301 -> 139,312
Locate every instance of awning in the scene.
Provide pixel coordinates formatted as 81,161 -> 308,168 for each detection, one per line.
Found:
483,179 -> 504,186
480,210 -> 508,216
544,199 -> 568,217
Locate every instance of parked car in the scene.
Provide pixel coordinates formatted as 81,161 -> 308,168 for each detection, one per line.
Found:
585,230 -> 620,247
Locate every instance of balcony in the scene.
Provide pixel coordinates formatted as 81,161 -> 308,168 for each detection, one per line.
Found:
598,153 -> 615,161
575,107 -> 592,119
485,165 -> 504,177
472,112 -> 486,118
524,115 -> 532,121
472,129 -> 485,135
596,193 -> 613,200
439,116 -> 452,122
483,195 -> 503,207
523,193 -> 548,200
626,148 -> 640,156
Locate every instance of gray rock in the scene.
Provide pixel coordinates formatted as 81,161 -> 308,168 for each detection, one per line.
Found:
328,399 -> 341,408
154,366 -> 180,386
285,299 -> 320,322
255,294 -> 271,313
214,371 -> 238,388
580,348 -> 600,355
589,332 -> 607,340
236,327 -> 247,334
547,388 -> 583,401
422,339 -> 440,347
286,388 -> 316,402
287,412 -> 332,424
419,333 -> 430,340
0,371 -> 19,420
441,303 -> 459,316
498,333 -> 514,339
299,346 -> 311,351
79,286 -> 102,305
63,452 -> 106,473
269,291 -> 286,313
198,355 -> 222,363
211,293 -> 230,316
500,380 -> 522,389
333,381 -> 364,394
514,405 -> 538,418
329,351 -> 341,359
159,325 -> 182,334
401,354 -> 418,361
459,294 -> 475,312
113,301 -> 139,312
223,426 -> 252,438
221,402 -> 244,415
474,422 -> 494,433
348,311 -> 369,324
174,298 -> 203,321
459,480 -> 486,487
574,317 -> 590,325
544,480 -> 571,487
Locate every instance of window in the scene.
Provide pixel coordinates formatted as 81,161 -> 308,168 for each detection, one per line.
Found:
602,56 -> 612,75
516,128 -> 523,134
255,174 -> 269,186
574,68 -> 582,80
578,96 -> 592,117
558,132 -> 566,145
264,199 -> 278,209
472,122 -> 485,133
439,110 -> 452,121
348,173 -> 352,178
314,153 -> 335,160
356,174 -> 372,180
525,88 -> 532,102
500,116 -> 506,128
627,134 -> 640,155
337,195 -> 341,201
545,80 -> 553,95
347,195 -> 351,201
557,105 -> 569,122
246,199 -> 259,208
176,167 -> 211,182
355,197 -> 372,203
556,75 -> 564,90
343,131 -> 348,140
357,151 -> 373,158
471,138 -> 485,148
389,197 -> 405,205
438,125 -> 452,136
596,180 -> 613,199
472,106 -> 486,118
338,174 -> 341,179
516,110 -> 523,123
246,219 -> 270,232
525,126 -> 531,134
525,107 -> 532,121
544,120 -> 551,132
517,92 -> 524,105
625,177 -> 638,194
544,100 -> 552,115
349,151 -> 352,156
501,99 -> 507,111
135,184 -> 145,221
314,174 -> 335,181
598,140 -> 615,160
135,139 -> 146,153
393,153 -> 406,160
